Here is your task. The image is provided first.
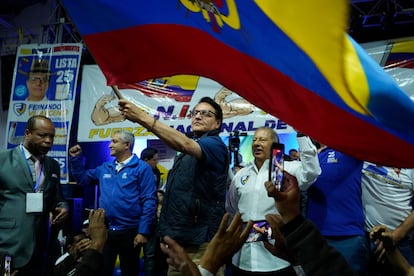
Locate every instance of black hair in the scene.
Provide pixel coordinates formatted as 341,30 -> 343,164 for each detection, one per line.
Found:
198,97 -> 223,127
26,115 -> 52,131
140,147 -> 159,160
65,230 -> 86,248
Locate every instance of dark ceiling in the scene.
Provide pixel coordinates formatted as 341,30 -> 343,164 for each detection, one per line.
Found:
0,0 -> 47,24
1,0 -> 414,45
0,0 -> 46,13
350,0 -> 414,42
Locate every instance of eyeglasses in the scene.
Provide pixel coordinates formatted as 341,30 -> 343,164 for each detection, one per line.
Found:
28,76 -> 49,83
190,109 -> 217,118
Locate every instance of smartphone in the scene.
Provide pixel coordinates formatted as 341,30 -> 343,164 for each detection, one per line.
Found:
245,221 -> 272,243
269,142 -> 285,191
0,254 -> 12,276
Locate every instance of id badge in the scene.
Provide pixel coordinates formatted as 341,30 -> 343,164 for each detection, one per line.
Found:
26,192 -> 43,213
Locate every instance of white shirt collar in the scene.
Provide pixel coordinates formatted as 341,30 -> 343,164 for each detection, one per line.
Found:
115,154 -> 133,172
20,144 -> 36,160
116,155 -> 133,165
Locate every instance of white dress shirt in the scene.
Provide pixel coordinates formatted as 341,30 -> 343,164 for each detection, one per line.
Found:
225,136 -> 320,272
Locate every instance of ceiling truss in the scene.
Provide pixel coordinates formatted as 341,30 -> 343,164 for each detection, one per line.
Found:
349,0 -> 414,42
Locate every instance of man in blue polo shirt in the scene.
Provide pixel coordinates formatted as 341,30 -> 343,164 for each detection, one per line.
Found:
119,97 -> 228,275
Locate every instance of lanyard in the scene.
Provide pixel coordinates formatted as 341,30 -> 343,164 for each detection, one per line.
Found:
21,145 -> 44,192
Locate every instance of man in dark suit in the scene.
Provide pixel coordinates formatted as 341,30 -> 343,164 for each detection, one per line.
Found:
0,115 -> 68,275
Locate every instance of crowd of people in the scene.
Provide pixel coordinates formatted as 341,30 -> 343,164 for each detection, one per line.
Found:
1,93 -> 414,276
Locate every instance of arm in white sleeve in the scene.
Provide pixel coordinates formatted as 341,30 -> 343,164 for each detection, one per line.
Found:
284,136 -> 321,191
225,175 -> 240,220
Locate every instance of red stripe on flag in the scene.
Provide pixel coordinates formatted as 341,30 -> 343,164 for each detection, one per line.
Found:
84,24 -> 414,167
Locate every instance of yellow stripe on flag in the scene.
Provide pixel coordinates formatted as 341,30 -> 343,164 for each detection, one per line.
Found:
255,0 -> 370,115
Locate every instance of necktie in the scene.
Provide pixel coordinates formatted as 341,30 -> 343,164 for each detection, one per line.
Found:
31,156 -> 40,179
31,155 -> 44,190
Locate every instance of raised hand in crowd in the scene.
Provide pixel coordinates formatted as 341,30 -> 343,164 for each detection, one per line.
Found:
262,173 -> 301,267
199,213 -> 252,274
68,144 -> 82,157
264,172 -> 301,224
87,208 -> 107,254
262,214 -> 298,265
264,171 -> 354,275
160,213 -> 253,276
370,225 -> 414,275
160,236 -> 200,276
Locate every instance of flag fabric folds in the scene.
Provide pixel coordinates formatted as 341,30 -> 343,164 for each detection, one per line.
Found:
62,0 -> 414,167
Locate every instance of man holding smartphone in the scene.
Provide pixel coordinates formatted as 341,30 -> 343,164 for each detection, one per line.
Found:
226,127 -> 320,275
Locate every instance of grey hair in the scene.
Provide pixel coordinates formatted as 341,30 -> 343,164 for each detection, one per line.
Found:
114,130 -> 135,150
257,126 -> 279,143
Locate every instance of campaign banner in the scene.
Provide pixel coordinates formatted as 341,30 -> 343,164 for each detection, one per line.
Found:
77,65 -> 294,142
362,38 -> 414,102
6,43 -> 83,183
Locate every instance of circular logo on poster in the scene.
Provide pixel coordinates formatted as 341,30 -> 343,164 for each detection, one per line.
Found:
15,85 -> 27,97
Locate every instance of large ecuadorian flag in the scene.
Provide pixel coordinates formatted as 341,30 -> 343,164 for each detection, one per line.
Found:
62,0 -> 414,168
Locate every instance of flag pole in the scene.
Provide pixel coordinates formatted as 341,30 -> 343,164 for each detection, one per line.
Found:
111,85 -> 124,99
